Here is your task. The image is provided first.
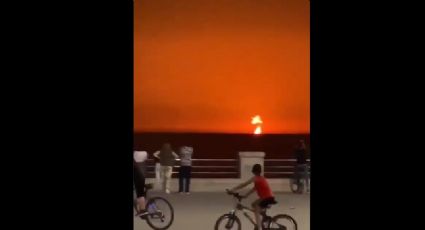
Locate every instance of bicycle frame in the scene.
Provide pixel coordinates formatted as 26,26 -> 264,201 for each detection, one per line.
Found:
133,185 -> 164,220
291,163 -> 310,194
294,163 -> 310,181
221,191 -> 296,230
227,196 -> 271,228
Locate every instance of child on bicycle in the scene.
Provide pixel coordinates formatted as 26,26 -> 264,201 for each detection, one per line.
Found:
228,164 -> 276,230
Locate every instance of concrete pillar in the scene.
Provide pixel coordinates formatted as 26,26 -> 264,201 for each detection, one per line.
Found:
238,152 -> 265,180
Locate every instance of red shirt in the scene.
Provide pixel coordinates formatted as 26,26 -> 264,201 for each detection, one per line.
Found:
254,176 -> 273,199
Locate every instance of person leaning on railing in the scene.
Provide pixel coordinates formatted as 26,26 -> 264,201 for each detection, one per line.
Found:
178,146 -> 193,194
153,143 -> 178,194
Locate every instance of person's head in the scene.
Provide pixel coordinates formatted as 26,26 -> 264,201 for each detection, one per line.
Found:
251,164 -> 262,176
161,143 -> 172,151
298,139 -> 306,149
180,146 -> 193,153
134,151 -> 148,163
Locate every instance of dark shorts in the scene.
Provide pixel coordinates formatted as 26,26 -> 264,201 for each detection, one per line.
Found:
134,179 -> 146,198
259,197 -> 277,208
134,167 -> 146,198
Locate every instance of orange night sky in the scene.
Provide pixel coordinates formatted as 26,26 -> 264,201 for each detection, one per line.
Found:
134,0 -> 310,134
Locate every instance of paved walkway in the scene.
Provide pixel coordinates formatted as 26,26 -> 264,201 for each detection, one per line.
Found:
134,191 -> 310,230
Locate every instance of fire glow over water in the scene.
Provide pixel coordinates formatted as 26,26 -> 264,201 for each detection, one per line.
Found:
254,126 -> 262,135
251,115 -> 263,135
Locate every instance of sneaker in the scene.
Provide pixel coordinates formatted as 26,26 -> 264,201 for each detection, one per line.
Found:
135,210 -> 148,218
186,192 -> 190,195
165,189 -> 170,194
179,192 -> 184,194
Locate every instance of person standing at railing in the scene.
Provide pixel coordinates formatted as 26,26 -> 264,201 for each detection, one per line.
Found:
294,139 -> 310,192
153,143 -> 178,194
178,146 -> 193,194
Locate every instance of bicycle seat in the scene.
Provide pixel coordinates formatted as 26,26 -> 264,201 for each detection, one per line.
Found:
263,200 -> 278,209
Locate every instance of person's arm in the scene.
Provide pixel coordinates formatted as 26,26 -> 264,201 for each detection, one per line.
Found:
242,187 -> 256,198
307,147 -> 311,160
179,147 -> 184,157
229,177 -> 255,192
172,151 -> 179,159
153,151 -> 160,159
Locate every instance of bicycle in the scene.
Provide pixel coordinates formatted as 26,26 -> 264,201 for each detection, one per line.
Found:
289,164 -> 310,194
133,183 -> 174,230
214,190 -> 297,230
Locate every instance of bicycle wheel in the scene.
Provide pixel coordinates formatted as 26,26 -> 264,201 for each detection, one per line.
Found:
289,178 -> 304,194
214,214 -> 241,230
144,197 -> 174,230
268,214 -> 297,230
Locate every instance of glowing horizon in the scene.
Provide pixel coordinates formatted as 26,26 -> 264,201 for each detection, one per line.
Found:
134,0 -> 310,134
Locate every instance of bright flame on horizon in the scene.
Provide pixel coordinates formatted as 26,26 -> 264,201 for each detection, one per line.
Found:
254,126 -> 262,134
251,115 -> 263,134
251,115 -> 263,125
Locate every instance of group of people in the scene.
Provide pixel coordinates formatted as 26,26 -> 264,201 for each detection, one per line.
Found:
133,143 -> 193,217
152,143 -> 194,194
134,140 -> 309,229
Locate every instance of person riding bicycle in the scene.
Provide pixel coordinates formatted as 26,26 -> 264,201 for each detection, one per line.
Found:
228,164 -> 276,230
134,154 -> 148,218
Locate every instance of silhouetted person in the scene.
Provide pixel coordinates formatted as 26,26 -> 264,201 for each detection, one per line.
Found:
294,140 -> 310,192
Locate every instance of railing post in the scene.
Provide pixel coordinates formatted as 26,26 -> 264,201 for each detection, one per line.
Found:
238,152 -> 265,180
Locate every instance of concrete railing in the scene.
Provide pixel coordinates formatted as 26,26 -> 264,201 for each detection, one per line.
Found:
142,153 -> 310,192
144,158 -> 239,178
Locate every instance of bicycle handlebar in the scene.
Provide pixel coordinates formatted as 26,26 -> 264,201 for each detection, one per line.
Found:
225,189 -> 243,201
